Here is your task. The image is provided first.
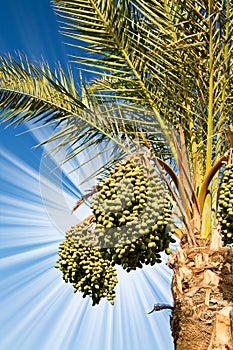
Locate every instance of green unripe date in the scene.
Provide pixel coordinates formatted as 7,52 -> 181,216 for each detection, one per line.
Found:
217,163 -> 233,245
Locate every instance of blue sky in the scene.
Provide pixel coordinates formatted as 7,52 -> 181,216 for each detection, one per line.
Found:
0,1 -> 174,349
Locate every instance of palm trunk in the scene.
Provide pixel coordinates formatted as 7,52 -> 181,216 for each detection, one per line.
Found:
170,230 -> 233,350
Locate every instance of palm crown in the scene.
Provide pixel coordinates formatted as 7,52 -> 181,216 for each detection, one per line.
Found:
0,0 -> 232,307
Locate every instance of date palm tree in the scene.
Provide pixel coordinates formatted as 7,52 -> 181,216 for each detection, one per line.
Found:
0,1 -> 232,348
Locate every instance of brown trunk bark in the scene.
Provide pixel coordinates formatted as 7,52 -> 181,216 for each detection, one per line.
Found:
170,231 -> 233,350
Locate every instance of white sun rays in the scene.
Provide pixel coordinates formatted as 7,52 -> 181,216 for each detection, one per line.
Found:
0,127 -> 174,350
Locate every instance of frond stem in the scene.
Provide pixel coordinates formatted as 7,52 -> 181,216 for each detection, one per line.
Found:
151,156 -> 191,221
198,154 -> 228,214
206,0 -> 214,174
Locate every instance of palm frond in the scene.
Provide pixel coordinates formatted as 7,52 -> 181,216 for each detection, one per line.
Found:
52,0 -> 232,175
0,54 -> 135,165
0,53 -> 173,182
0,54 -> 83,124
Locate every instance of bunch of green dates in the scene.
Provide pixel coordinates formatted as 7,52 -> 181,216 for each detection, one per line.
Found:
90,157 -> 175,271
56,153 -> 175,305
56,222 -> 118,305
217,163 -> 233,245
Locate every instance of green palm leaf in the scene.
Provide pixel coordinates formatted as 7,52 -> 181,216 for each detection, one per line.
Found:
53,0 -> 232,174
0,53 -> 172,178
0,54 -> 132,163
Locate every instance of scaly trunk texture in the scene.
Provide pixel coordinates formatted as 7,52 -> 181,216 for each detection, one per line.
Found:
170,230 -> 233,350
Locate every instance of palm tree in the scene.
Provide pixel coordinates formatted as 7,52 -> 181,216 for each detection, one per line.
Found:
0,0 -> 232,348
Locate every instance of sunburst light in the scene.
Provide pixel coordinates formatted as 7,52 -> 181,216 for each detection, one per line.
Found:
0,124 -> 174,350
